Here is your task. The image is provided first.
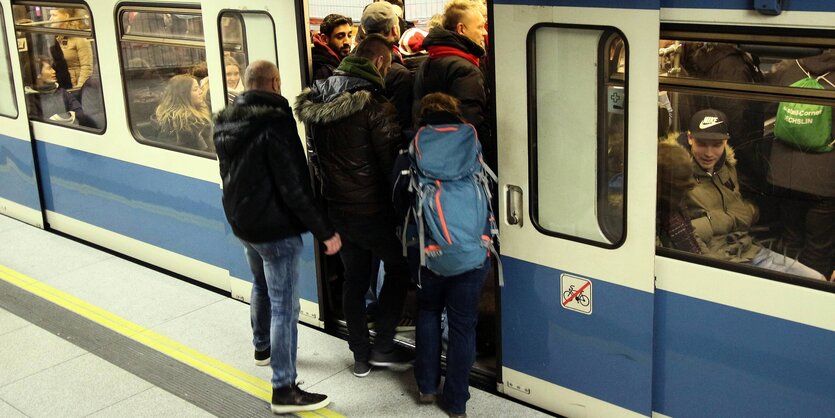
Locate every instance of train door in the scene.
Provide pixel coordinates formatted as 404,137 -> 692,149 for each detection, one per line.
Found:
492,1 -> 659,416
0,1 -> 42,228
201,1 -> 326,327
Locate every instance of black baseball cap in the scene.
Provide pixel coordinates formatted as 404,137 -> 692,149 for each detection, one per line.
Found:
689,109 -> 730,141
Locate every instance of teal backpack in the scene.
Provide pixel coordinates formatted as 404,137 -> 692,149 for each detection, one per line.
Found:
774,60 -> 835,153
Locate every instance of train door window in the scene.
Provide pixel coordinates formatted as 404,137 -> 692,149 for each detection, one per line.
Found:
0,4 -> 18,118
657,34 -> 835,284
118,6 -> 214,157
218,12 -> 277,104
12,2 -> 105,131
530,26 -> 627,247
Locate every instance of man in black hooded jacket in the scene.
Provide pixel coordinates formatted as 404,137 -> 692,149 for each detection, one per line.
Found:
214,60 -> 341,414
295,35 -> 412,377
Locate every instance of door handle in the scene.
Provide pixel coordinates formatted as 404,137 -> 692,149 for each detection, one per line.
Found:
506,185 -> 523,226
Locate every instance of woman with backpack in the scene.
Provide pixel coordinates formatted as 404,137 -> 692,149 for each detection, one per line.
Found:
409,93 -> 494,418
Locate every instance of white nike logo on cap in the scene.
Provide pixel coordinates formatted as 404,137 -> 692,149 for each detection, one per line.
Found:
699,116 -> 723,129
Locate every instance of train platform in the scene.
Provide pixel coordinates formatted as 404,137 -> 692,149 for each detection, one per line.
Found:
0,214 -> 552,418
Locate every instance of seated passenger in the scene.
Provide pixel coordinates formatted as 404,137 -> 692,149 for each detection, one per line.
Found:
225,56 -> 244,99
153,74 -> 213,152
682,109 -> 826,280
656,139 -> 703,253
766,53 -> 835,280
24,56 -> 84,123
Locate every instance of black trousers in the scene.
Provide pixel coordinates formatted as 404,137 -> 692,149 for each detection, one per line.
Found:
329,209 -> 410,362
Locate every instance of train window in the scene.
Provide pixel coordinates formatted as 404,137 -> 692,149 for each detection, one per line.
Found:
529,26 -> 626,247
219,12 -> 277,104
118,7 -> 214,157
0,4 -> 18,118
657,34 -> 835,284
12,2 -> 105,131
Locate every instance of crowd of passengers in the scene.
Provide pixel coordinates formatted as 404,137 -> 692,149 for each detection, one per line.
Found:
656,42 -> 835,282
210,1 -> 493,416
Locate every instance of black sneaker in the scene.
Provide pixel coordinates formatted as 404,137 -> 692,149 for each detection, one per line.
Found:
271,384 -> 329,414
353,361 -> 372,377
254,347 -> 270,366
369,348 -> 414,371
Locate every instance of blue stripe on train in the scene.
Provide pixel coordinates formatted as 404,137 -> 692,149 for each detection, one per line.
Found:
495,0 -> 835,12
34,141 -> 319,302
500,256 -> 653,415
654,290 -> 835,417
0,134 -> 41,211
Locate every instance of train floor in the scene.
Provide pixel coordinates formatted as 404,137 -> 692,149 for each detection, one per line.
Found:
0,214 -> 552,418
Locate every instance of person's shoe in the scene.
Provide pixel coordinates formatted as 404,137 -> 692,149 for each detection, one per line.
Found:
369,348 -> 414,371
353,361 -> 372,377
271,384 -> 329,414
254,347 -> 270,366
448,413 -> 467,418
395,317 -> 416,332
418,392 -> 437,404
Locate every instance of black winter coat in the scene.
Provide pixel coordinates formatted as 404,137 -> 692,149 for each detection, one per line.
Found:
214,91 -> 334,243
312,42 -> 341,81
294,73 -> 404,215
766,53 -> 835,197
412,28 -> 494,170
386,59 -> 414,138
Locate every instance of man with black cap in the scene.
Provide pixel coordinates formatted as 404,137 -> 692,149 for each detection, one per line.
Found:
684,109 -> 825,280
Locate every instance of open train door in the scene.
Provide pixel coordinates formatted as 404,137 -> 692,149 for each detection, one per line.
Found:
493,1 -> 659,416
0,1 -> 44,228
201,1 -> 326,327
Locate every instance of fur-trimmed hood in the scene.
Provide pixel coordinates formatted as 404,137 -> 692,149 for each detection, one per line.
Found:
294,74 -> 380,125
213,90 -> 292,156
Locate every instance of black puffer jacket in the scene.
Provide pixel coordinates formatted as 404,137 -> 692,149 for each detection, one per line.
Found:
294,72 -> 403,215
766,53 -> 835,197
413,28 -> 494,169
214,91 -> 334,243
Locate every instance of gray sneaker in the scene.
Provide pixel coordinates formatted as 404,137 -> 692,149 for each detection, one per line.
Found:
369,348 -> 414,371
353,361 -> 372,377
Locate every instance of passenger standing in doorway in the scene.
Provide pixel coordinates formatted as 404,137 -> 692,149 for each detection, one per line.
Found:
412,0 -> 493,170
295,34 -> 413,377
214,60 -> 341,414
411,93 -> 491,418
312,14 -> 353,81
362,1 -> 414,135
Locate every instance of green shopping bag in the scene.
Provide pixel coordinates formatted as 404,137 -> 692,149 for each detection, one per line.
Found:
774,64 -> 834,153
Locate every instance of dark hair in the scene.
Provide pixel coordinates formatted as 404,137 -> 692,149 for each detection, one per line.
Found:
353,33 -> 392,61
384,0 -> 404,9
320,14 -> 352,37
190,62 -> 208,79
418,92 -> 462,122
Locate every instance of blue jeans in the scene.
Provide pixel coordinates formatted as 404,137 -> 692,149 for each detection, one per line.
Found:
415,263 -> 489,415
749,247 -> 826,280
242,235 -> 303,388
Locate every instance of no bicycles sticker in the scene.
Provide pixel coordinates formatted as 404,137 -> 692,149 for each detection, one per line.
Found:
560,274 -> 592,315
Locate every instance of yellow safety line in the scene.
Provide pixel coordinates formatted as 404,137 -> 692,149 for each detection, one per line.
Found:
0,264 -> 345,418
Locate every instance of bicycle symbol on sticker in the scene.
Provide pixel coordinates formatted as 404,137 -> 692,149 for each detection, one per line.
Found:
560,274 -> 592,314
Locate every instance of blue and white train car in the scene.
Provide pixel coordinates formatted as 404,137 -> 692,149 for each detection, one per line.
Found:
494,0 -> 835,416
0,0 -> 832,416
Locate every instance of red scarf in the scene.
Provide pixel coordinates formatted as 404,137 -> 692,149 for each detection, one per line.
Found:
427,45 -> 479,67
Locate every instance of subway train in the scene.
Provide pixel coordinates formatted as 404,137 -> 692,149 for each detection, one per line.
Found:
0,0 -> 834,417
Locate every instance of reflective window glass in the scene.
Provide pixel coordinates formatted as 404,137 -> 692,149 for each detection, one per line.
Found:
219,12 -> 277,104
13,2 -> 104,130
531,26 -> 626,246
119,7 -> 214,156
0,4 -> 18,118
657,35 -> 835,283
